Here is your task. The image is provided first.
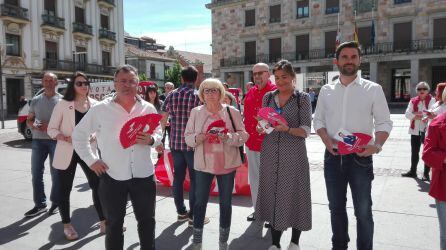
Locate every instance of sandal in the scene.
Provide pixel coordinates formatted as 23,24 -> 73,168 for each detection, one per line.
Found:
63,224 -> 79,241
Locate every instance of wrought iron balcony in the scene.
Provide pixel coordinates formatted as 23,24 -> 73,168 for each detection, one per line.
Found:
0,4 -> 29,21
72,22 -> 93,36
219,39 -> 446,67
43,59 -> 74,72
98,0 -> 115,7
99,28 -> 116,42
42,14 -> 65,30
43,59 -> 115,76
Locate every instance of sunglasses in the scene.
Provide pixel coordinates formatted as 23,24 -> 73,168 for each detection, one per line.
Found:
74,81 -> 90,87
417,88 -> 428,91
204,88 -> 219,94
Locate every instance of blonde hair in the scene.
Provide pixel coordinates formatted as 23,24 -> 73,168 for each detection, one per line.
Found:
442,86 -> 446,103
198,78 -> 225,103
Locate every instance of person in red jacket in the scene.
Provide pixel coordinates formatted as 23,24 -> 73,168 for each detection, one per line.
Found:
243,62 -> 276,221
422,97 -> 446,250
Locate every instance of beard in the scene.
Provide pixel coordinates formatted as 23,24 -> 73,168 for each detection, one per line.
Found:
339,64 -> 359,76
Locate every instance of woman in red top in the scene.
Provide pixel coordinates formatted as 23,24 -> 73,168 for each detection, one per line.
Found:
422,89 -> 446,250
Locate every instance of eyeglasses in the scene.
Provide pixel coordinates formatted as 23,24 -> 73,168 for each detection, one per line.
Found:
203,88 -> 219,94
417,88 -> 428,91
253,71 -> 268,76
74,81 -> 90,87
117,79 -> 138,86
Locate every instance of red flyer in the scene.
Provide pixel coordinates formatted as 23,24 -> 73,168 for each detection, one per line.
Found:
257,107 -> 288,126
119,113 -> 162,149
336,131 -> 372,155
206,119 -> 228,144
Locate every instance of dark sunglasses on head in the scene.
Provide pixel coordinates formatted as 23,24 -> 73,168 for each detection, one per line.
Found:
74,81 -> 90,87
417,88 -> 428,91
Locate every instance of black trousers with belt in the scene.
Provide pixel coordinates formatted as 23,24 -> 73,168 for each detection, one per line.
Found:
410,132 -> 430,176
99,173 -> 156,250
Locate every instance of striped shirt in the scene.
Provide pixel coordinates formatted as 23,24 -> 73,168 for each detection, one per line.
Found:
161,83 -> 200,151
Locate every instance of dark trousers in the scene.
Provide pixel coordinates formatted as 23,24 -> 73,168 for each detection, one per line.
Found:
171,150 -> 195,218
58,151 -> 105,224
324,150 -> 374,250
410,133 -> 430,176
161,125 -> 170,145
193,170 -> 235,229
99,174 -> 156,250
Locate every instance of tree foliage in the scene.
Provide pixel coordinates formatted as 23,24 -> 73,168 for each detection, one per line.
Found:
165,60 -> 182,87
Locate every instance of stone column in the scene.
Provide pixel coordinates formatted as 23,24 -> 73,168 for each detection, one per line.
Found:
410,59 -> 419,97
370,61 -> 378,83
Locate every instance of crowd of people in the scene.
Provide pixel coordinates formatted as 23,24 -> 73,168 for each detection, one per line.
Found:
20,40 -> 446,250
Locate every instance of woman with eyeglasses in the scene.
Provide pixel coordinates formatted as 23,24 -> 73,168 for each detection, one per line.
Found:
184,78 -> 248,250
47,72 -> 105,240
401,82 -> 436,180
255,60 -> 312,250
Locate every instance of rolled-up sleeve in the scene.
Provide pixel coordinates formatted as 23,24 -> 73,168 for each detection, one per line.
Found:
313,87 -> 326,132
72,106 -> 100,167
372,85 -> 393,134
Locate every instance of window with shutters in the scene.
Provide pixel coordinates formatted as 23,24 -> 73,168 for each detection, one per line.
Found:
296,34 -> 309,60
325,0 -> 339,14
269,38 -> 282,63
102,51 -> 111,67
245,9 -> 255,27
296,0 -> 309,19
270,5 -> 281,23
393,22 -> 412,51
433,18 -> 446,49
325,31 -> 337,57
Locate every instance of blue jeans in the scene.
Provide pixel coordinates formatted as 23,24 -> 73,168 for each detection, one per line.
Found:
194,170 -> 235,229
31,139 -> 59,207
436,199 -> 446,250
324,150 -> 374,250
171,150 -> 195,218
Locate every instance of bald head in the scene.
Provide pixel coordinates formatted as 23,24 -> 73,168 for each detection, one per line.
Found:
252,62 -> 270,89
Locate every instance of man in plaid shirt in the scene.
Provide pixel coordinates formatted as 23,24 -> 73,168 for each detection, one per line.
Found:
161,66 -> 209,226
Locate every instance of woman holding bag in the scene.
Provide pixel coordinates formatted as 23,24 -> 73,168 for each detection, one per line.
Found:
256,60 -> 312,250
47,72 -> 105,240
185,78 -> 248,250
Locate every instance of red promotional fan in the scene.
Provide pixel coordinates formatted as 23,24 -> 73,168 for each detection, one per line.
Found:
337,133 -> 372,155
119,114 -> 162,149
206,119 -> 228,144
257,107 -> 288,126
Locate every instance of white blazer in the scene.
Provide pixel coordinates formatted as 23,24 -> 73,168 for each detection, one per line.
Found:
47,98 -> 98,170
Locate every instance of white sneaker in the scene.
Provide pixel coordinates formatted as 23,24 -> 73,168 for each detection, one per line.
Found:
268,246 -> 281,250
287,242 -> 300,250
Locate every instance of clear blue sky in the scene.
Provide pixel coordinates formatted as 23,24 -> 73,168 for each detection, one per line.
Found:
124,0 -> 212,54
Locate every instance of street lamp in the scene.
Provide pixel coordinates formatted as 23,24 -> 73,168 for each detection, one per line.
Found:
0,43 -> 14,129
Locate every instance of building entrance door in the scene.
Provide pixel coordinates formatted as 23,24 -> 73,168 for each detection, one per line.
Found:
432,66 -> 446,90
392,69 -> 411,102
6,78 -> 24,116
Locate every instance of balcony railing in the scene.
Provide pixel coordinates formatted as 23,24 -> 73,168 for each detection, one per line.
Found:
43,58 -> 115,75
42,14 -> 65,29
220,39 -> 446,67
98,0 -> 115,6
72,22 -> 93,36
99,28 -> 116,41
0,4 -> 29,20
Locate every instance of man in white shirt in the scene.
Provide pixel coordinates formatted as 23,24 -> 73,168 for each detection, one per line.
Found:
72,65 -> 162,250
313,41 -> 393,250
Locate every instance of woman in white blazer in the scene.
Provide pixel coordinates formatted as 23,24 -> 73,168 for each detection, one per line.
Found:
47,72 -> 104,240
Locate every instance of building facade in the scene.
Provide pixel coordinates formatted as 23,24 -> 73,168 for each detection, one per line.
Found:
0,0 -> 125,117
206,0 -> 446,103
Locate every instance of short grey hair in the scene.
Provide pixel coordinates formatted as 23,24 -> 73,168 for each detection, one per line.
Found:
114,64 -> 138,79
164,82 -> 174,88
416,81 -> 430,91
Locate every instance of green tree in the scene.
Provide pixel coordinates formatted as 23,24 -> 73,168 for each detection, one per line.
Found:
165,60 -> 182,87
139,73 -> 148,81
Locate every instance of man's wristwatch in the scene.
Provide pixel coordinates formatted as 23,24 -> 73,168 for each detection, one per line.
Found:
374,143 -> 382,154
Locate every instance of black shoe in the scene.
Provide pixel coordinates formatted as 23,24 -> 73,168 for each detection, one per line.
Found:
48,204 -> 59,215
177,211 -> 189,222
264,222 -> 271,228
247,213 -> 255,222
401,171 -> 417,178
24,206 -> 47,217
